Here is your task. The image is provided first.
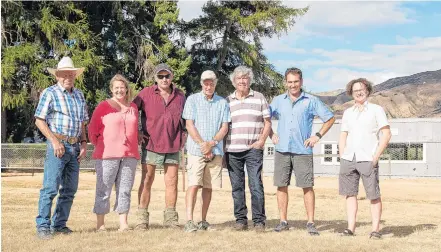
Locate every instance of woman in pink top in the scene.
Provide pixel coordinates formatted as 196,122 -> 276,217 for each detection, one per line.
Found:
88,74 -> 140,232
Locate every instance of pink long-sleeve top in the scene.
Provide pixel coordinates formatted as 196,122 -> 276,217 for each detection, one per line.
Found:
88,100 -> 140,160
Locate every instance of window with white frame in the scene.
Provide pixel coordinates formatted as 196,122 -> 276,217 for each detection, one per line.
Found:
321,142 -> 425,164
322,143 -> 339,164
324,144 -> 332,162
267,146 -> 274,156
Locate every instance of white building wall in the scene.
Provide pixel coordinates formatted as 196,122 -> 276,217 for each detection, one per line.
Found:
262,118 -> 441,178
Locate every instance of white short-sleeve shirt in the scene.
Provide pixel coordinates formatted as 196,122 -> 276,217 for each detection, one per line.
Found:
340,101 -> 389,162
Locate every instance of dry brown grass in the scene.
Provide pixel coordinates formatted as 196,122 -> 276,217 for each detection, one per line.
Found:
2,171 -> 441,252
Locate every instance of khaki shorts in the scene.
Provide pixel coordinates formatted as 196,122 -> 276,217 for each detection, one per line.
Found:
186,154 -> 222,189
339,156 -> 380,200
273,151 -> 314,188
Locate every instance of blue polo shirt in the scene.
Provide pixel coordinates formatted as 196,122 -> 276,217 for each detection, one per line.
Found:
270,91 -> 334,154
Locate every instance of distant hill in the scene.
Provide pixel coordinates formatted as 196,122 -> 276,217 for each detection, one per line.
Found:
315,69 -> 441,118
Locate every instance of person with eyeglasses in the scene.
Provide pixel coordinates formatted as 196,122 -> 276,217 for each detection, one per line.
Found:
133,63 -> 187,229
269,67 -> 335,235
181,70 -> 231,232
338,78 -> 391,239
88,74 -> 140,232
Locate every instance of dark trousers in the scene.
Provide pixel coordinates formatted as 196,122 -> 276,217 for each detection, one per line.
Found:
227,148 -> 266,225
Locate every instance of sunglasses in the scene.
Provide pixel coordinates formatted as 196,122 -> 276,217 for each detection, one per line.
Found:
157,74 -> 171,79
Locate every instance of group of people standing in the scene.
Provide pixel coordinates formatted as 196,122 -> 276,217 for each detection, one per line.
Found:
34,56 -> 391,240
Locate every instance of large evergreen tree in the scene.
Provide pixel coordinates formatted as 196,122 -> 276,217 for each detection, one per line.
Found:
181,0 -> 308,97
1,1 -> 191,142
1,1 -> 102,142
1,0 -> 307,143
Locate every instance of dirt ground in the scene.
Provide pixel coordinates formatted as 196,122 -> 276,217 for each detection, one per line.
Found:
2,171 -> 440,252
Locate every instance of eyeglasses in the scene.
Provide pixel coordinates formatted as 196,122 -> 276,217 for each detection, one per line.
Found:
157,74 -> 171,80
352,88 -> 367,94
235,76 -> 249,80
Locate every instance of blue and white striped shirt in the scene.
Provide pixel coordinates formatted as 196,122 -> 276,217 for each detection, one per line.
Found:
182,92 -> 231,157
34,83 -> 89,137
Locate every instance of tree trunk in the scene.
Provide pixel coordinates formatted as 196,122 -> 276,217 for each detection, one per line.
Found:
216,20 -> 233,72
1,108 -> 6,143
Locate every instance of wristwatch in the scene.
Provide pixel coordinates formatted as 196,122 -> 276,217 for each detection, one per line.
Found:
315,132 -> 322,139
212,139 -> 219,145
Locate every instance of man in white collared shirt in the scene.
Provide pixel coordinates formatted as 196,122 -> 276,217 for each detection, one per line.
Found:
338,78 -> 391,239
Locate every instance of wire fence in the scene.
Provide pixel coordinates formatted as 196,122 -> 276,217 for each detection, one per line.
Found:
1,143 -> 95,174
0,143 -> 186,175
2,142 -> 439,178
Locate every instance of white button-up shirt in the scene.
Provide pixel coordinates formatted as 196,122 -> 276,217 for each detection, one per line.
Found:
340,101 -> 389,162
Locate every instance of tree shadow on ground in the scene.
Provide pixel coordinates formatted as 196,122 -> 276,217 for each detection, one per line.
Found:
214,220 -> 437,237
81,223 -> 171,233
380,224 -> 437,237
213,219 -> 381,233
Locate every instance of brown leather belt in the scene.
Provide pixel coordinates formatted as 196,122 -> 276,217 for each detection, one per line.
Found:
53,132 -> 79,144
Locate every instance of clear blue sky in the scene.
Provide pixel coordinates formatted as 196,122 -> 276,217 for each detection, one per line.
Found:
178,1 -> 441,92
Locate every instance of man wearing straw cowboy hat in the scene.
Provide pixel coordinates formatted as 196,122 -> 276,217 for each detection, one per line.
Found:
34,56 -> 89,239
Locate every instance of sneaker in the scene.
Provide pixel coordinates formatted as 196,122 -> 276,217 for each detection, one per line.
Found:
118,227 -> 133,232
254,223 -> 265,233
134,208 -> 149,230
306,222 -> 320,236
51,227 -> 73,235
233,222 -> 248,231
37,228 -> 53,240
369,231 -> 382,239
274,221 -> 289,232
163,208 -> 180,228
340,228 -> 355,236
96,226 -> 107,233
197,220 -> 211,231
184,220 -> 198,233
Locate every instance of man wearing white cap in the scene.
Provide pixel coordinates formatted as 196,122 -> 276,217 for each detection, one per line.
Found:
182,70 -> 231,232
34,56 -> 89,239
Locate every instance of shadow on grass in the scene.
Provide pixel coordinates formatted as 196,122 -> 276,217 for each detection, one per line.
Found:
213,219 -> 384,233
213,220 -> 437,237
80,223 -> 175,234
78,221 -> 437,237
380,224 -> 437,237
1,172 -> 37,177
213,219 -> 382,233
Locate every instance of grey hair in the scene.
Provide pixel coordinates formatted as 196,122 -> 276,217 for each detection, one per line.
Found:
229,66 -> 254,87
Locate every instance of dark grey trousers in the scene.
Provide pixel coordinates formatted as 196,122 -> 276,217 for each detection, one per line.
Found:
226,148 -> 266,225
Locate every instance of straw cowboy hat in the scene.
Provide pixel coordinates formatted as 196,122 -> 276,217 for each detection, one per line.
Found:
47,56 -> 85,78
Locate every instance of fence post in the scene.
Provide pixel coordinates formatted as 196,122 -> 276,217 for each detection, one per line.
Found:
181,150 -> 186,192
32,150 -> 35,176
388,156 -> 392,179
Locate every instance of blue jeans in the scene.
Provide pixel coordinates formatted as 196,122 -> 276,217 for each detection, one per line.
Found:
227,148 -> 266,225
36,141 -> 80,231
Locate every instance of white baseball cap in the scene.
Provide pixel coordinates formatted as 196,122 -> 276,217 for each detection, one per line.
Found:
201,70 -> 217,81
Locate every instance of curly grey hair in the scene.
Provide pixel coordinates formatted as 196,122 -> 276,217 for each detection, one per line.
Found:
229,66 -> 254,87
346,78 -> 373,96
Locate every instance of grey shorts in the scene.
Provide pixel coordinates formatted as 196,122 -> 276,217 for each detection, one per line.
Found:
339,156 -> 380,200
273,151 -> 314,188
